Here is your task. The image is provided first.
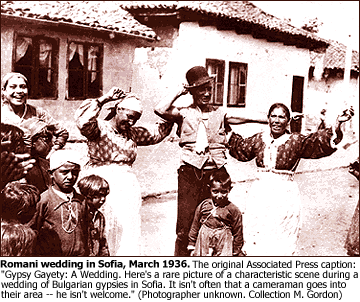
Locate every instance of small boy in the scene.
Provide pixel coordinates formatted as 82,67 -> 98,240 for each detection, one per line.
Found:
1,181 -> 40,224
188,168 -> 245,256
30,149 -> 89,256
78,174 -> 110,257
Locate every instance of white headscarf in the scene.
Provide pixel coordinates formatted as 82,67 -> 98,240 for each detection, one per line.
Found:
115,93 -> 143,115
49,150 -> 81,171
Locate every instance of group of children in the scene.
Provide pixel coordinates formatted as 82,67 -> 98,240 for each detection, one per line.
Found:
1,144 -> 111,257
3,161 -> 244,257
1,123 -> 245,257
2,148 -> 245,257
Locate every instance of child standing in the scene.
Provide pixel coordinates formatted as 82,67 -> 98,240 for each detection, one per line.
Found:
188,168 -> 245,256
30,149 -> 89,256
78,174 -> 110,257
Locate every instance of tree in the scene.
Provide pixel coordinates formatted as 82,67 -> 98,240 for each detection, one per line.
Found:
301,17 -> 323,33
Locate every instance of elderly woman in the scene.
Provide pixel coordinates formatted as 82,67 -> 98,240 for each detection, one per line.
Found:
228,103 -> 354,256
1,72 -> 69,155
76,87 -> 173,256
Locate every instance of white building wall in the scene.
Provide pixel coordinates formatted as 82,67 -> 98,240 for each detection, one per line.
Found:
1,22 -> 137,139
139,22 -> 311,136
306,76 -> 359,140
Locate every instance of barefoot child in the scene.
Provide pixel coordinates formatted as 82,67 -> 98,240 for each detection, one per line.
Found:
188,168 -> 245,256
78,174 -> 110,257
30,149 -> 89,256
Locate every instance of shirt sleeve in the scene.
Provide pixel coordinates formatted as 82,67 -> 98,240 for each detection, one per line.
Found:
130,120 -> 174,146
228,132 -> 259,162
299,128 -> 337,159
29,199 -> 47,231
99,213 -> 110,257
36,107 -> 69,148
230,205 -> 244,256
188,201 -> 204,247
75,98 -> 102,141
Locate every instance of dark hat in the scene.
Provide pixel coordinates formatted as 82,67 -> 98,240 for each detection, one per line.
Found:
184,66 -> 214,89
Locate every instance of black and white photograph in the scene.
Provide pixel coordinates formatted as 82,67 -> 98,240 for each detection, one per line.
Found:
1,0 -> 358,259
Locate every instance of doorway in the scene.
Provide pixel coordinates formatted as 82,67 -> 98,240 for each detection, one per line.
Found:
290,76 -> 304,133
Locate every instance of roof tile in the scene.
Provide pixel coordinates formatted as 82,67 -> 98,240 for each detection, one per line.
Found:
1,1 -> 157,40
121,1 -> 329,44
311,41 -> 359,72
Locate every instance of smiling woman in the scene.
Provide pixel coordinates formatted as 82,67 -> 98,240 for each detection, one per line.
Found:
268,103 -> 291,138
1,73 -> 28,108
1,72 -> 69,192
1,72 -> 69,153
227,102 -> 354,256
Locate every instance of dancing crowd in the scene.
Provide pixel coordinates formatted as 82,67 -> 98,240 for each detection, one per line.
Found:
1,67 -> 358,257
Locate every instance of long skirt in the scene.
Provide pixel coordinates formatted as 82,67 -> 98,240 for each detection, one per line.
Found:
80,164 -> 142,256
242,169 -> 301,256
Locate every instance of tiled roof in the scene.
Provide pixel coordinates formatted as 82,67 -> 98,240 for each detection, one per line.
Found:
120,1 -> 329,46
1,1 -> 157,40
311,41 -> 359,72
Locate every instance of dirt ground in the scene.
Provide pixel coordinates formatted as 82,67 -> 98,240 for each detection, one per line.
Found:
67,139 -> 359,257
140,168 -> 359,256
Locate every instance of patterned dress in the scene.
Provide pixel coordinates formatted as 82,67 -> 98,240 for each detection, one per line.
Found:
76,98 -> 173,256
228,127 -> 337,256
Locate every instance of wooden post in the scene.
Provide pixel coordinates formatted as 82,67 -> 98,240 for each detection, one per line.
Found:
343,34 -> 352,104
343,34 -> 353,135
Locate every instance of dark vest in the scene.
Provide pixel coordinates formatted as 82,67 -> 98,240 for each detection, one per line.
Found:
179,106 -> 227,169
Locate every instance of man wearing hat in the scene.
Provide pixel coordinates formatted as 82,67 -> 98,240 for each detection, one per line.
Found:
30,149 -> 89,256
75,87 -> 174,256
155,66 -> 267,256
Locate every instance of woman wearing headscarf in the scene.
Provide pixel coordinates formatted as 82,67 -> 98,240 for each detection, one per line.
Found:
76,87 -> 174,256
227,103 -> 354,256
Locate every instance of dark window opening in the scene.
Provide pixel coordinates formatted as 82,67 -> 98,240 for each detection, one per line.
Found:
206,59 -> 225,106
68,42 -> 103,99
227,62 -> 247,107
14,35 -> 58,99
